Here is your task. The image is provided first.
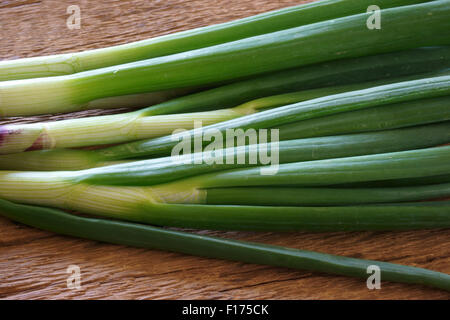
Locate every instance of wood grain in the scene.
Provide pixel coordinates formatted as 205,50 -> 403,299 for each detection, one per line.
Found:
0,0 -> 449,300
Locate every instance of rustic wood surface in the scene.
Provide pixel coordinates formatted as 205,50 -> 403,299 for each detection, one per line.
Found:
0,0 -> 449,300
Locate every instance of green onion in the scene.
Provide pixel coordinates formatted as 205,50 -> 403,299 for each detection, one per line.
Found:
77,122 -> 450,186
0,82 -> 381,155
1,198 -> 448,291
96,75 -> 450,161
1,1 -> 448,116
2,47 -> 449,159
2,70 -> 442,155
0,119 -> 446,176
145,46 -> 450,116
0,146 -> 448,229
0,109 -> 242,155
0,0 -> 422,81
189,146 -> 450,189
0,92 -> 448,172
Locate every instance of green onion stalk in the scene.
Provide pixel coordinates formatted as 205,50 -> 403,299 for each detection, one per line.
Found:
144,46 -> 450,115
0,0 -> 422,81
0,81 -> 394,155
96,75 -> 450,161
2,46 -> 447,118
0,143 -> 448,231
0,109 -> 241,155
0,1 -> 448,116
74,123 -> 450,187
0,121 -> 448,178
1,69 -> 444,155
1,75 -> 449,170
0,105 -> 448,171
0,198 -> 448,291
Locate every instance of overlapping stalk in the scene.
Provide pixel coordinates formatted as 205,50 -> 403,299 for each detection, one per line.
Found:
2,70 -> 446,155
1,75 -> 449,170
0,142 -> 448,230
0,121 -> 448,177
1,0 -> 422,81
76,123 -> 450,186
0,109 -> 242,154
1,1 -> 448,116
96,75 -> 450,161
0,81 -> 391,155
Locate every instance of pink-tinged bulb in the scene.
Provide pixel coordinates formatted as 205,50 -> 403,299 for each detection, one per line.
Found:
0,126 -> 19,147
0,126 -> 7,146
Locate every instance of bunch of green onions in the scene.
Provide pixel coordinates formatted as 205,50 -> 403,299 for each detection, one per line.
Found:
1,0 -> 449,291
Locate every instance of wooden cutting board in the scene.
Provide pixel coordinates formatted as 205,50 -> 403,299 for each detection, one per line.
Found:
0,0 -> 449,300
